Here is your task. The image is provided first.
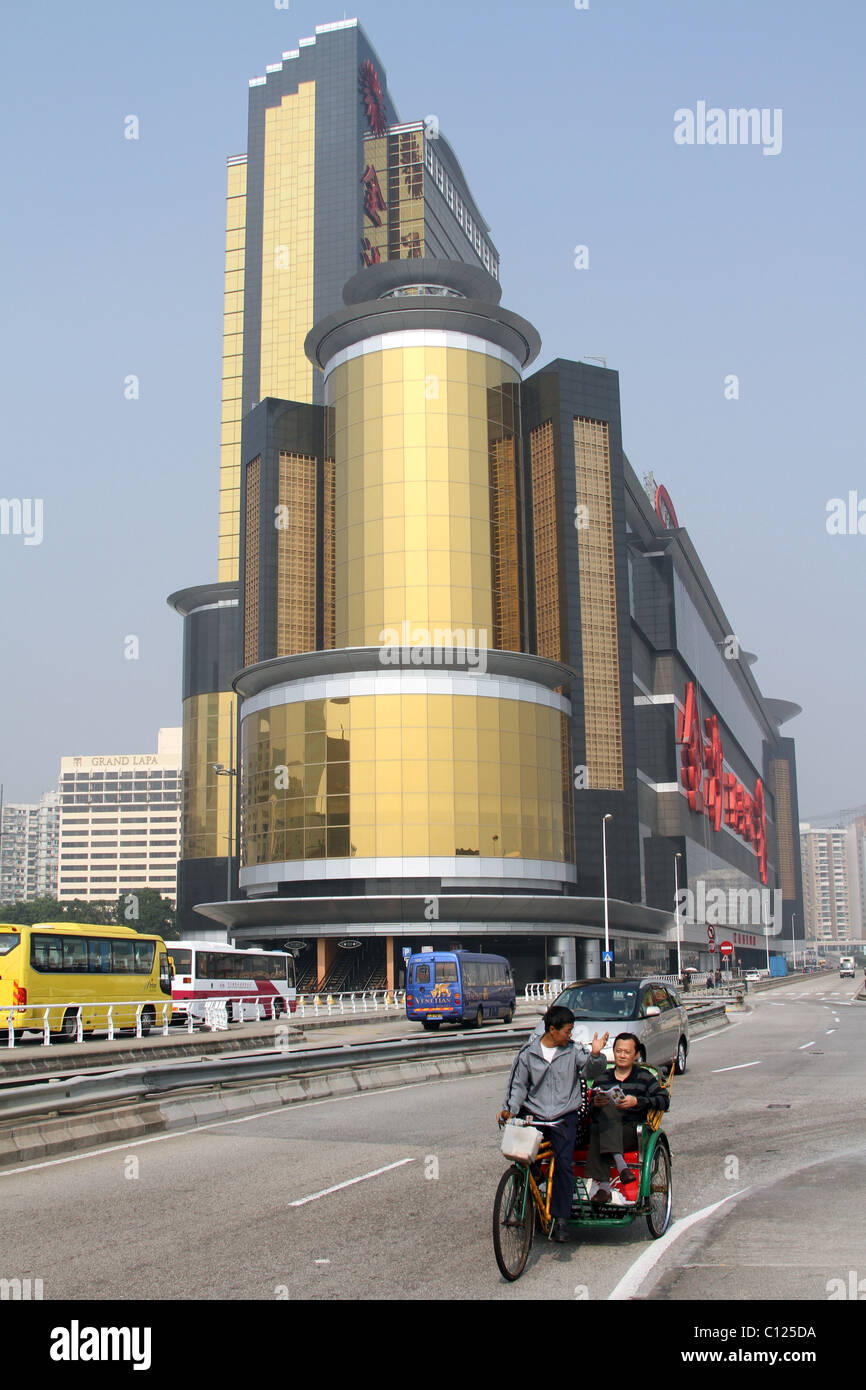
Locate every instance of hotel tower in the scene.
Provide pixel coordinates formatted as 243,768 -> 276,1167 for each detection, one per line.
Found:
170,20 -> 804,988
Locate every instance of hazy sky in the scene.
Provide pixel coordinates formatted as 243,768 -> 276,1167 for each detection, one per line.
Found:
0,0 -> 862,818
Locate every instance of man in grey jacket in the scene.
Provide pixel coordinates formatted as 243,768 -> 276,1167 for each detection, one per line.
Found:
498,1005 -> 609,1242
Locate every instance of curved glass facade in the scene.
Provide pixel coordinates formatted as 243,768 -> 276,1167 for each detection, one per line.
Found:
181,692 -> 236,861
240,691 -> 573,869
326,340 -> 524,651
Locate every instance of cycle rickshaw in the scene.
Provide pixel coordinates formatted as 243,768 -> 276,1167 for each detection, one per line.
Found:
493,1066 -> 673,1281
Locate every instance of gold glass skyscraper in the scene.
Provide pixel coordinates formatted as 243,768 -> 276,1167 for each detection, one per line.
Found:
169,21 -> 504,932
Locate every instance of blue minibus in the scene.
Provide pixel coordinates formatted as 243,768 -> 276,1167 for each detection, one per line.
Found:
405,950 -> 516,1030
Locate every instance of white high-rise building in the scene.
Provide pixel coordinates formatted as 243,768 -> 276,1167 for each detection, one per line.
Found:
799,821 -> 865,944
57,729 -> 182,905
0,791 -> 59,904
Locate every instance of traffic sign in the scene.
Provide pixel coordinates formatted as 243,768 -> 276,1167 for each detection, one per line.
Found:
709,945 -> 716,955
706,924 -> 716,944
720,941 -> 733,956
602,951 -> 613,962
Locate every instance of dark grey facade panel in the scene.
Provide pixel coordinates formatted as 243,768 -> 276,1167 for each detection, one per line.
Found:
182,606 -> 240,701
631,630 -> 654,691
635,704 -> 678,787
177,858 -> 236,934
239,397 -> 326,665
630,549 -> 674,649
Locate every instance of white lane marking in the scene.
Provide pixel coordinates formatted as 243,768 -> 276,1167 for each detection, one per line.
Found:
608,1189 -> 749,1301
767,1003 -> 785,1007
826,1030 -> 836,1035
798,1041 -> 816,1050
712,1061 -> 762,1073
289,1156 -> 417,1207
0,1069 -> 499,1177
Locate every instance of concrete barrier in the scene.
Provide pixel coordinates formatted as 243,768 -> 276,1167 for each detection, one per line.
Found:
0,1042 -> 519,1171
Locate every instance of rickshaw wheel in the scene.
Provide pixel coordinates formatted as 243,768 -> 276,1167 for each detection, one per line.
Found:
645,1137 -> 672,1238
493,1166 -> 535,1281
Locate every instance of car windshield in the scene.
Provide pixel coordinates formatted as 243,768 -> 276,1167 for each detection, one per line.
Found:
557,984 -> 639,1020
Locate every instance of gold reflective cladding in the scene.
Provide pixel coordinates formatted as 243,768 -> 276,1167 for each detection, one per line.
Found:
573,417 -> 624,790
363,130 -> 425,263
260,83 -> 316,407
182,693 -> 237,860
277,452 -> 317,655
530,420 -> 561,661
244,456 -> 261,667
241,695 -> 573,866
769,759 -> 795,898
218,158 -> 247,582
326,347 -> 524,649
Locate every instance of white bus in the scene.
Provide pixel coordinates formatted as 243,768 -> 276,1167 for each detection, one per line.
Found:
168,941 -> 297,1021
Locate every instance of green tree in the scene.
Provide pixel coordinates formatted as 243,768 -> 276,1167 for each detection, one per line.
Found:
0,896 -> 114,925
111,889 -> 178,939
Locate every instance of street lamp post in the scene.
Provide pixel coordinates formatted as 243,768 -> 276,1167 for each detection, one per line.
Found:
602,814 -> 613,979
791,913 -> 797,972
674,852 -> 683,978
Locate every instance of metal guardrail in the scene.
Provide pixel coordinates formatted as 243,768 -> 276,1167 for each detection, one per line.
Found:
0,1000 -> 174,1048
0,996 -> 291,1047
0,1027 -> 533,1125
294,990 -> 405,1017
523,982 -> 562,1000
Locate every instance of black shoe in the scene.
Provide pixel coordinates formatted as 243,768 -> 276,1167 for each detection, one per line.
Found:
617,1167 -> 638,1185
552,1218 -> 570,1243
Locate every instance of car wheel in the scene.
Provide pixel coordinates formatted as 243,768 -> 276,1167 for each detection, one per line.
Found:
674,1037 -> 688,1075
422,1020 -> 441,1031
475,1006 -> 484,1028
502,1005 -> 514,1024
139,1006 -> 156,1037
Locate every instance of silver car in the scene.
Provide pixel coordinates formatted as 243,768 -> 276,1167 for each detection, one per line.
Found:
549,977 -> 689,1074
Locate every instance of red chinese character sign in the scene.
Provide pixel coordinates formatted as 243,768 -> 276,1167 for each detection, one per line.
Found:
361,164 -> 387,228
655,484 -> 680,530
677,682 -> 705,815
359,59 -> 387,136
676,682 -> 768,884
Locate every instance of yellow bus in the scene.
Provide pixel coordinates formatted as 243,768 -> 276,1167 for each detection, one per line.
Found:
0,922 -> 173,1041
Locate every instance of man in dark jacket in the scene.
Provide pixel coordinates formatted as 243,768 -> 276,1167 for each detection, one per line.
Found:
499,1005 -> 609,1242
586,1032 -> 670,1203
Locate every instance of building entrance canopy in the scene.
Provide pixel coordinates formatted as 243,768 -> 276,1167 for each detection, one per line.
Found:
194,893 -> 672,941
